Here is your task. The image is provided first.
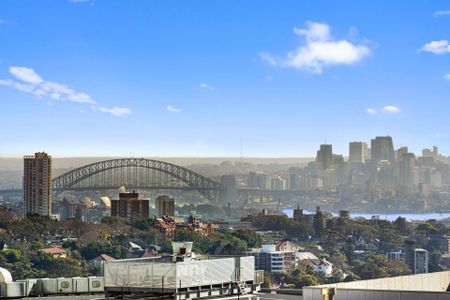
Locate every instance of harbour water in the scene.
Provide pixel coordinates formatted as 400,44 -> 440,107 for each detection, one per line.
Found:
283,208 -> 450,222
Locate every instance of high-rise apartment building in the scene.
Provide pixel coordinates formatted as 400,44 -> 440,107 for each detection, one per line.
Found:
155,195 -> 175,217
399,153 -> 416,186
23,152 -> 52,217
349,142 -> 368,164
111,191 -> 149,220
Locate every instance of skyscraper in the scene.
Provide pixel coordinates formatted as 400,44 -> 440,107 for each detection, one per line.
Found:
370,136 -> 395,163
349,142 -> 367,164
399,153 -> 416,186
316,144 -> 333,171
23,152 -> 52,217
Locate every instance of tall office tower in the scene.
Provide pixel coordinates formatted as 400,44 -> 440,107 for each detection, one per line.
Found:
349,142 -> 367,164
23,152 -> 52,217
155,195 -> 175,217
399,153 -> 416,186
111,191 -> 149,220
316,144 -> 333,171
422,146 -> 439,160
396,146 -> 408,161
370,136 -> 396,163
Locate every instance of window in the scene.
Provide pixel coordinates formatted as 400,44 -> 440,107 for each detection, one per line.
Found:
92,281 -> 101,288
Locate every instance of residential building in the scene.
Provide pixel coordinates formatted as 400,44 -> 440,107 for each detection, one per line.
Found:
249,244 -> 296,273
155,195 -> 175,217
23,152 -> 52,217
299,258 -> 333,277
111,191 -> 149,220
41,247 -> 67,259
386,251 -> 405,261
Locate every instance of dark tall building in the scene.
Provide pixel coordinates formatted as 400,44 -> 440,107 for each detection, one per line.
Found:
316,144 -> 333,171
111,191 -> 149,219
371,136 -> 395,163
23,152 -> 52,217
155,195 -> 175,217
349,142 -> 367,165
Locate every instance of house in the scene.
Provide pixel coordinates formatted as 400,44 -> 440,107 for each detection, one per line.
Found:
89,254 -> 116,275
276,240 -> 304,252
41,247 -> 67,259
299,258 -> 333,277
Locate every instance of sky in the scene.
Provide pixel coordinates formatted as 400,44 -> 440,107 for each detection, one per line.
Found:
0,0 -> 449,157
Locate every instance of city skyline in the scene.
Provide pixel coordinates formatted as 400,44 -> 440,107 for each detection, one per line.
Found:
1,1 -> 450,157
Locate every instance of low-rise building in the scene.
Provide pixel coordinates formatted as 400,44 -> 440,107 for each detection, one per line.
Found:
41,247 -> 67,259
299,258 -> 333,277
248,244 -> 296,273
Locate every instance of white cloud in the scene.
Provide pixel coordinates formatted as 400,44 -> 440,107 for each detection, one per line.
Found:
381,105 -> 401,113
0,19 -> 5,24
434,10 -> 450,17
435,132 -> 446,137
167,105 -> 182,113
366,108 -> 377,114
9,66 -> 43,84
200,83 -> 214,91
0,66 -> 131,117
444,74 -> 450,80
260,21 -> 371,74
419,40 -> 450,55
266,75 -> 273,81
99,106 -> 131,117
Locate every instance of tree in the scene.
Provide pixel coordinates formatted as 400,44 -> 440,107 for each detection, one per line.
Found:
313,206 -> 325,238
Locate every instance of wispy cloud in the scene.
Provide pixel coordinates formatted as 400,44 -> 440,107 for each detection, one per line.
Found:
366,108 -> 377,114
260,21 -> 371,74
436,132 -> 446,137
167,105 -> 182,113
444,74 -> 450,81
99,106 -> 131,117
200,82 -> 214,91
0,66 -> 131,117
366,106 -> 401,114
433,10 -> 450,17
419,40 -> 450,55
0,19 -> 6,25
381,105 -> 401,113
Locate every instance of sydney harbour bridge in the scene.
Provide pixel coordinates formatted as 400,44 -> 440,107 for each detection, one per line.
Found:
1,158 -> 304,204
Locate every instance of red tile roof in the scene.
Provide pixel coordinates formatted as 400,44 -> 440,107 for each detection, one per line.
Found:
41,247 -> 66,255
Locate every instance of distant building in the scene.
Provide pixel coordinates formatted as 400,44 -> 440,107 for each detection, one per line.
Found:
399,153 -> 416,186
41,247 -> 66,259
316,144 -> 333,171
349,142 -> 368,164
386,251 -> 405,261
23,152 -> 52,217
299,258 -> 333,277
155,195 -> 175,217
371,136 -> 395,163
405,240 -> 428,274
249,244 -> 296,273
111,191 -> 149,219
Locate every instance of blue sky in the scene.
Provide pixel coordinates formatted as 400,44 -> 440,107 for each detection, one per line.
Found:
0,0 -> 449,157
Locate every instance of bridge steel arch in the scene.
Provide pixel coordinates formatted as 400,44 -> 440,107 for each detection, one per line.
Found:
51,158 -> 220,201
